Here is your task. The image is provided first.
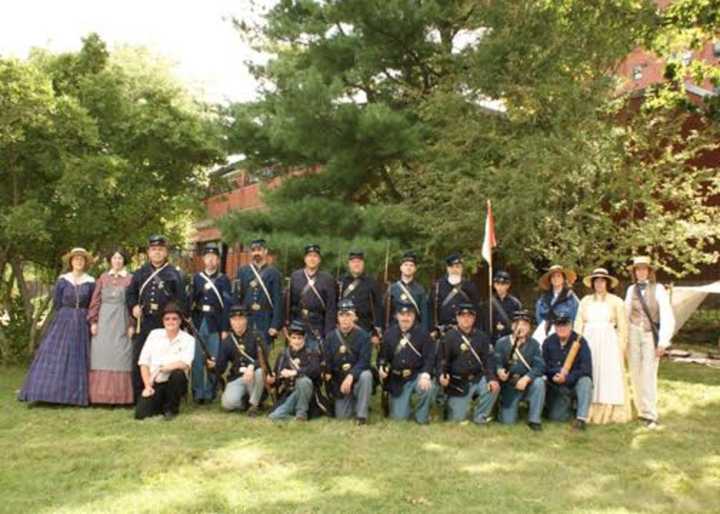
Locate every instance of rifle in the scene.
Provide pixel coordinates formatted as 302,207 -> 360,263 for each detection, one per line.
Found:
561,333 -> 581,377
383,242 -> 391,330
502,328 -> 521,386
256,340 -> 277,405
183,316 -> 226,391
380,361 -> 390,418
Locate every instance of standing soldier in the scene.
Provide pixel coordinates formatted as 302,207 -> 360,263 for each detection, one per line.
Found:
323,299 -> 373,424
438,303 -> 499,424
189,243 -> 232,403
488,270 -> 523,342
234,239 -> 284,350
385,251 -> 431,332
287,244 -> 337,350
430,253 -> 481,338
337,250 -> 383,345
377,303 -> 436,424
126,235 -> 186,403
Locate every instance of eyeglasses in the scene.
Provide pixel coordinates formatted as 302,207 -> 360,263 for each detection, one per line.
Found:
163,315 -> 180,322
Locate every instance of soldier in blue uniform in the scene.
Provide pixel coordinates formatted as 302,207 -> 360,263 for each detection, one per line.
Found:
337,250 -> 383,345
268,321 -> 321,421
487,270 -> 523,342
438,303 -> 499,424
384,251 -> 430,332
323,299 -> 373,424
286,244 -> 337,350
377,303 -> 436,424
430,253 -> 481,338
215,304 -> 267,416
234,239 -> 283,350
127,235 -> 186,402
543,314 -> 593,431
495,309 -> 545,431
189,243 -> 232,403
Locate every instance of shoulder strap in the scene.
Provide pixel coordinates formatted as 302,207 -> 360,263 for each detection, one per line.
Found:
250,263 -> 274,308
491,296 -> 511,325
302,271 -> 326,309
200,272 -> 225,309
460,333 -> 484,367
396,281 -> 421,314
634,285 -> 660,345
139,263 -> 169,299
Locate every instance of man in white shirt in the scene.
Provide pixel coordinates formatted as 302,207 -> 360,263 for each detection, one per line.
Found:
625,256 -> 675,429
135,302 -> 195,420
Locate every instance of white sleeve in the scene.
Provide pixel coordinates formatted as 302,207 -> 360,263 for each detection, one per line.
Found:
624,286 -> 634,321
138,330 -> 156,366
655,284 -> 675,348
180,331 -> 196,366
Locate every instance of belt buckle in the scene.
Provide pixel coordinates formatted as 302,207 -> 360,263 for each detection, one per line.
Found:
301,308 -> 309,317
251,303 -> 261,311
150,303 -> 159,311
342,363 -> 352,372
202,305 -> 212,312
402,369 -> 411,378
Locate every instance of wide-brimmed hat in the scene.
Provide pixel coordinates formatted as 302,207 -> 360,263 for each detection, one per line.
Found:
583,268 -> 619,289
538,265 -> 577,290
63,247 -> 94,270
627,255 -> 656,275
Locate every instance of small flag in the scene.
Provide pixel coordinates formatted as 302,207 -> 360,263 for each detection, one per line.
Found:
481,200 -> 496,263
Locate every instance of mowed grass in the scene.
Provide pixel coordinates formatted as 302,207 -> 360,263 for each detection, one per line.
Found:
1,359 -> 719,514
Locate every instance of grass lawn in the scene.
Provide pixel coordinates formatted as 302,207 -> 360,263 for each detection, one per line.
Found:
1,359 -> 719,514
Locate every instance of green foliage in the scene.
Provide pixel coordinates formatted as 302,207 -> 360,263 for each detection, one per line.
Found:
0,34 -> 224,357
224,0 -> 720,280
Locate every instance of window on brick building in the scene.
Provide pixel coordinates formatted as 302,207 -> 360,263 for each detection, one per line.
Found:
632,65 -> 643,81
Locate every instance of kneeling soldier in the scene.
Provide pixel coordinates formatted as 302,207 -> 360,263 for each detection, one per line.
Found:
268,321 -> 320,421
324,299 -> 373,424
495,310 -> 545,431
377,303 -> 435,424
438,303 -> 499,424
543,314 -> 593,431
216,304 -> 267,416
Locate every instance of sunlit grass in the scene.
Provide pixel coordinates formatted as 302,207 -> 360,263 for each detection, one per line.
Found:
1,358 -> 719,514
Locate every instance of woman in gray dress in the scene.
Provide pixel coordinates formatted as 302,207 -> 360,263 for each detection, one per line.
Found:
87,248 -> 134,405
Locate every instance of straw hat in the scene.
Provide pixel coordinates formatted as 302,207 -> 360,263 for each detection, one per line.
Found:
538,264 -> 577,290
62,247 -> 94,271
627,256 -> 656,280
582,268 -> 619,289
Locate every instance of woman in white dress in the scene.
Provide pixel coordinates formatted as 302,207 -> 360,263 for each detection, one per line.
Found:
574,268 -> 631,424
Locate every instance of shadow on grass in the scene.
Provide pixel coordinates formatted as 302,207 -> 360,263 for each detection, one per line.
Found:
1,362 -> 719,514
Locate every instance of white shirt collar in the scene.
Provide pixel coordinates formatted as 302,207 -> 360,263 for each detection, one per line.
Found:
61,272 -> 95,285
108,268 -> 128,278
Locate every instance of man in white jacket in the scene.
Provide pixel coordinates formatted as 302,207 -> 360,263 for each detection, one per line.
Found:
624,256 -> 675,429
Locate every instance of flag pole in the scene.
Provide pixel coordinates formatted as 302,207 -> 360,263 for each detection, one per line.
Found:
487,199 -> 493,334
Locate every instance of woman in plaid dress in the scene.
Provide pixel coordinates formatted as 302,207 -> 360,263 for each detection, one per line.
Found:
18,248 -> 95,406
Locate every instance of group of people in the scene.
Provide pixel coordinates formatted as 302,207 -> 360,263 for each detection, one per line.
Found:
18,235 -> 675,431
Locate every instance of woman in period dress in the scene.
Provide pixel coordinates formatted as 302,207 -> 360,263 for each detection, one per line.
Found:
18,248 -> 95,406
87,248 -> 134,405
574,268 -> 632,424
533,264 -> 580,345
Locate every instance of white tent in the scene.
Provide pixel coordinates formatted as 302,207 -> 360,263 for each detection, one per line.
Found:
670,281 -> 720,336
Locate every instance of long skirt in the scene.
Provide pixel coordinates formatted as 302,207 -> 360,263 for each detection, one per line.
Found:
19,307 -> 90,406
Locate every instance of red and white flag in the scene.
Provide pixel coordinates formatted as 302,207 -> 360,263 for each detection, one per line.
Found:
481,199 -> 496,263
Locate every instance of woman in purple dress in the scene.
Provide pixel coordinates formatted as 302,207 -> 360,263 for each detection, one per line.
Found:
19,248 -> 96,406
